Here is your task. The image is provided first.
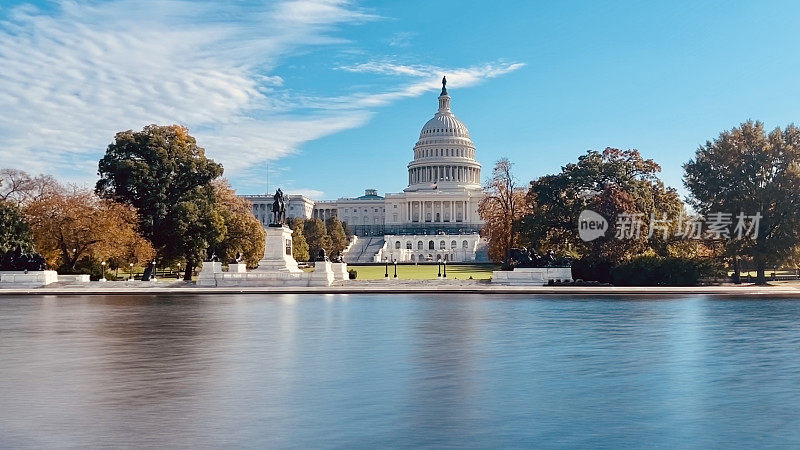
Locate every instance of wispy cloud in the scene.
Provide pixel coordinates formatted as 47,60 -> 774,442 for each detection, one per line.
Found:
385,31 -> 416,48
0,0 -> 375,182
314,61 -> 525,109
0,1 -> 522,190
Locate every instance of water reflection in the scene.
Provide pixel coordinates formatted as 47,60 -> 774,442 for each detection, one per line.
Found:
1,294 -> 800,448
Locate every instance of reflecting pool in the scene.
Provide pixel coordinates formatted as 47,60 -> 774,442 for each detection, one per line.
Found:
1,294 -> 800,448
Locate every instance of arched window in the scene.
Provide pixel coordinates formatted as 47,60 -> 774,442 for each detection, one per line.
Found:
410,254 -> 416,261
406,241 -> 412,249
439,240 -> 446,249
462,240 -> 469,249
417,241 -> 423,250
428,240 -> 435,250
451,240 -> 457,249
395,241 -> 401,249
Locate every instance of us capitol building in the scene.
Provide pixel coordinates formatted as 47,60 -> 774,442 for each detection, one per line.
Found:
242,78 -> 488,263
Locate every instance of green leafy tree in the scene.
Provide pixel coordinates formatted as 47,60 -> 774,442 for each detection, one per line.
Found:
519,148 -> 684,264
95,124 -> 224,279
325,217 -> 348,257
0,200 -> 34,254
684,121 -> 800,284
287,218 -> 309,262
304,218 -> 331,261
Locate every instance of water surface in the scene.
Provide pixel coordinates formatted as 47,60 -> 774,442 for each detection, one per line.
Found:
1,294 -> 800,448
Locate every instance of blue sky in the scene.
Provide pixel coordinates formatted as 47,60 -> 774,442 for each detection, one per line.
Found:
2,1 -> 799,200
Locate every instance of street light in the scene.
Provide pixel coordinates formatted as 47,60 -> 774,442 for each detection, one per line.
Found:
129,262 -> 134,281
384,257 -> 389,278
151,260 -> 157,282
177,262 -> 181,279
437,260 -> 442,278
443,259 -> 447,278
393,258 -> 397,278
100,261 -> 107,282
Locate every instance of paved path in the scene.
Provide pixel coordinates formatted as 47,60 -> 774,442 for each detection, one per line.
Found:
3,280 -> 800,296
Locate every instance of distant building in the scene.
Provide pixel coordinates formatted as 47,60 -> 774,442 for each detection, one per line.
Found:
241,194 -> 314,226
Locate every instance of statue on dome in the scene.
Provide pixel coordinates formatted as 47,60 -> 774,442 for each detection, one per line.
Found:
441,76 -> 447,95
271,188 -> 286,227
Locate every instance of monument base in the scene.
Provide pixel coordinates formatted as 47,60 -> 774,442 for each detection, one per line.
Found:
195,224 -> 340,287
254,225 -> 302,274
491,267 -> 573,285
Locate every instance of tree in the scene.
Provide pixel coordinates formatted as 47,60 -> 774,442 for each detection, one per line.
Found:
519,148 -> 684,264
96,124 -> 224,279
0,200 -> 34,254
304,218 -> 331,261
288,218 -> 309,261
478,158 -> 529,262
325,217 -> 348,257
211,180 -> 266,270
0,168 -> 58,206
684,121 -> 800,284
24,186 -> 154,272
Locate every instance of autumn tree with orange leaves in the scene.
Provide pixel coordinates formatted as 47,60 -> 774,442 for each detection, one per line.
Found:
478,158 -> 530,263
24,186 -> 154,272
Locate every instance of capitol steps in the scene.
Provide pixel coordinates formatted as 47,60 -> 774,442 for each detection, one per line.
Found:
342,236 -> 386,263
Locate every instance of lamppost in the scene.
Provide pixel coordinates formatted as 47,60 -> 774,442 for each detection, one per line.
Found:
151,260 -> 157,282
443,259 -> 447,278
384,257 -> 389,278
129,262 -> 134,281
437,260 -> 442,278
100,260 -> 107,282
177,262 -> 181,279
393,258 -> 398,278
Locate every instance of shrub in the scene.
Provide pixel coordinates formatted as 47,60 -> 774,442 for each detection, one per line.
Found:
611,256 -> 714,286
571,257 -> 614,283
348,269 -> 357,280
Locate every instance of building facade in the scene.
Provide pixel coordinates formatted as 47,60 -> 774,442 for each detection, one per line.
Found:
242,194 -> 315,226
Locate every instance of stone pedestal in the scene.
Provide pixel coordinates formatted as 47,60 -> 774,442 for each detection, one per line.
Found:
197,261 -> 222,286
331,262 -> 348,281
228,263 -> 247,273
0,270 -> 58,288
309,261 -> 335,286
255,225 -> 302,274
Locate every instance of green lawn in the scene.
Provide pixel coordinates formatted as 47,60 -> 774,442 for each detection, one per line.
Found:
341,263 -> 499,280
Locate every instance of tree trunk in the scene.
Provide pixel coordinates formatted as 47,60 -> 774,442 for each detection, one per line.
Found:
732,257 -> 741,284
184,258 -> 193,281
755,258 -> 767,285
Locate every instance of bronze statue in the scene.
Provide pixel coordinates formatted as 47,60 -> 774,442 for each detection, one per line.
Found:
441,76 -> 447,95
271,188 -> 286,226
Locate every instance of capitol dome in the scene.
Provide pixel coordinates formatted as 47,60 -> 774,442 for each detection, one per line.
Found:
406,77 -> 482,192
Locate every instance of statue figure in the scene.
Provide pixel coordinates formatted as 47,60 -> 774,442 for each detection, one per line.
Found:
230,251 -> 243,265
0,244 -> 46,271
271,188 -> 286,226
441,76 -> 447,95
505,247 -> 572,269
316,249 -> 328,262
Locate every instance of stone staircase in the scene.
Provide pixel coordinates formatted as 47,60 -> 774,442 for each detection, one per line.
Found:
342,236 -> 386,263
474,238 -> 490,262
